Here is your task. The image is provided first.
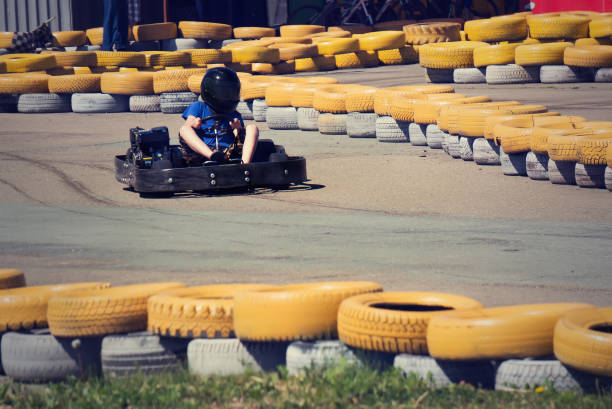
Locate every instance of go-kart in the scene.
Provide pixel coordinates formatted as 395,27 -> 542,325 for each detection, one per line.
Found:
114,114 -> 307,195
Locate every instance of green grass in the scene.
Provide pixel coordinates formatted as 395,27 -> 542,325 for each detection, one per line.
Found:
1,364 -> 611,409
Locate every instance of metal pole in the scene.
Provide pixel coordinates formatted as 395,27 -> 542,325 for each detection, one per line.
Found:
163,0 -> 167,22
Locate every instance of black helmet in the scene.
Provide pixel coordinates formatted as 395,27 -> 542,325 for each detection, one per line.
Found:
200,67 -> 241,114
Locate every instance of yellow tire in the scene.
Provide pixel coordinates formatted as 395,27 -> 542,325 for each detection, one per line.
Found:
94,51 -> 146,67
148,284 -> 277,338
473,43 -> 519,67
48,74 -> 102,93
0,282 -> 110,332
0,53 -> 56,73
554,307 -> 612,376
377,46 -> 418,65
133,22 -> 178,42
313,87 -> 351,113
101,72 -> 154,95
390,95 -> 429,122
178,21 -> 231,40
142,51 -> 191,67
252,60 -> 295,75
412,93 -> 469,124
48,282 -> 185,337
233,27 -> 276,39
419,41 -> 488,69
233,281 -> 383,341
444,101 -> 520,134
357,31 -> 405,51
187,74 -> 204,93
295,55 -> 336,71
564,45 -> 612,67
85,27 -> 104,45
290,84 -> 329,108
52,30 -> 87,46
334,50 -> 378,69
608,143 -> 612,168
589,17 -> 612,38
268,43 -> 318,60
548,133 -> 596,162
266,82 -> 301,106
315,38 -> 359,55
337,292 -> 483,354
577,133 -> 612,165
402,23 -> 461,45
279,25 -> 325,37
515,42 -> 573,66
459,104 -> 547,138
0,31 -> 13,48
241,79 -> 278,100
153,68 -> 206,94
260,36 -> 313,45
0,269 -> 25,290
427,303 -> 594,360
529,116 -> 589,152
376,85 -> 451,116
185,49 -> 231,65
0,73 -> 49,94
40,51 -> 97,67
496,117 -> 541,153
345,87 -> 379,112
464,16 -> 527,42
480,112 -> 559,142
308,31 -> 352,39
229,46 -> 280,64
527,15 -> 590,40
576,37 -> 612,46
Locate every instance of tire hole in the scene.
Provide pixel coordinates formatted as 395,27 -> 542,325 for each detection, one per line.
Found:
590,324 -> 612,334
370,303 -> 453,312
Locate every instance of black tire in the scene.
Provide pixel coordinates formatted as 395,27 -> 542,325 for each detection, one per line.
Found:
101,331 -> 188,376
1,329 -> 102,382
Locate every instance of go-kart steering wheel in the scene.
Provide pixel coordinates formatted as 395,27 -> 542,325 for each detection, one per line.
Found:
201,114 -> 234,123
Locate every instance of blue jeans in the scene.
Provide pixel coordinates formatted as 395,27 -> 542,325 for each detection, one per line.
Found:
102,0 -> 128,51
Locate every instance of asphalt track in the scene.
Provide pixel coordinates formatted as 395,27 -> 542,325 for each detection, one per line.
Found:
0,64 -> 611,306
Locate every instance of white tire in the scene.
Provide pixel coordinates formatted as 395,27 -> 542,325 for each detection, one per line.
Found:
252,98 -> 267,122
459,137 -> 474,161
441,132 -> 450,154
575,163 -> 606,188
486,64 -> 539,84
286,341 -> 357,375
394,354 -> 495,389
17,93 -> 71,113
65,45 -> 102,51
297,107 -> 319,131
101,332 -> 187,376
1,330 -> 101,382
129,95 -> 161,112
128,40 -> 161,52
425,68 -> 454,83
453,67 -> 486,84
605,166 -> 612,191
72,93 -> 129,113
347,112 -> 377,138
160,92 -> 198,114
161,38 -> 209,51
222,39 -> 243,47
187,339 -> 287,376
376,116 -> 410,142
473,138 -> 501,165
408,123 -> 428,146
425,124 -> 445,149
540,65 -> 594,83
447,134 -> 461,158
317,113 -> 347,135
266,106 -> 298,129
594,67 -> 612,83
495,359 -> 610,393
500,149 -> 527,176
237,100 -> 254,120
548,159 -> 576,185
526,152 -> 549,180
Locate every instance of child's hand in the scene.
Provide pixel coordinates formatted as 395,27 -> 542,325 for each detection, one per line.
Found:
229,118 -> 242,130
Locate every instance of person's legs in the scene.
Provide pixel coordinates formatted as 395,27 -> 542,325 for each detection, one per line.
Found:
115,0 -> 129,50
241,124 -> 259,164
102,0 -> 115,51
194,0 -> 206,21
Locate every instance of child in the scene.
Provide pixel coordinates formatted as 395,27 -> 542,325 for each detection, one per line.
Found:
179,67 -> 259,165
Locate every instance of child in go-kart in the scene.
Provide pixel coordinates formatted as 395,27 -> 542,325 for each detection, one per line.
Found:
179,67 -> 259,165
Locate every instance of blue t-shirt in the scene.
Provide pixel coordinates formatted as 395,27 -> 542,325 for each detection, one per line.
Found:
182,101 -> 244,150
